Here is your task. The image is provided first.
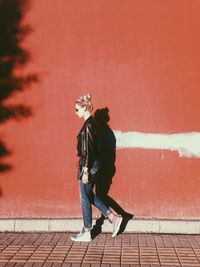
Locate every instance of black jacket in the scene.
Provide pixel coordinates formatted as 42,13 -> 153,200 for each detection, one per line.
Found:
77,116 -> 99,173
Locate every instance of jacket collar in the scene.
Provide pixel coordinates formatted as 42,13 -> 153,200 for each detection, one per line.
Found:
78,115 -> 93,135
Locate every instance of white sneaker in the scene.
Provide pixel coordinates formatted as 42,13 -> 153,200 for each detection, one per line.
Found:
112,216 -> 123,237
71,228 -> 92,242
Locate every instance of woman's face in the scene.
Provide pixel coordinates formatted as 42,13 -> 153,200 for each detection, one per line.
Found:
75,104 -> 86,118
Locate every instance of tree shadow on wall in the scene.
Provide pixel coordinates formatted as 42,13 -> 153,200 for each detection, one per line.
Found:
0,0 -> 38,174
91,108 -> 134,239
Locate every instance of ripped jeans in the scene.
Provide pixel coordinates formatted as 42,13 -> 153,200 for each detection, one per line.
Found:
79,180 -> 111,229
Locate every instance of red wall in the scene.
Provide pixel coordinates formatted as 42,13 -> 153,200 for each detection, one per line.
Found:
1,0 -> 200,219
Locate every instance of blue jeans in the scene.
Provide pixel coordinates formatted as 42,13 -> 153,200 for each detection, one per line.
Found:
79,180 -> 111,229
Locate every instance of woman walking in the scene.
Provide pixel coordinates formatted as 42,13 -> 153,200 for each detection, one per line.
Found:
71,94 -> 122,242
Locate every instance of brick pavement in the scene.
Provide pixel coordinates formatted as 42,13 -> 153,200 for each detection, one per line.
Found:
0,232 -> 200,266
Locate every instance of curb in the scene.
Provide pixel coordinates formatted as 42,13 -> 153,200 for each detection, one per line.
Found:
0,218 -> 200,234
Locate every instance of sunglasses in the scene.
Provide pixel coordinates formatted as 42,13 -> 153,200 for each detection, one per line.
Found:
75,107 -> 83,112
75,106 -> 85,112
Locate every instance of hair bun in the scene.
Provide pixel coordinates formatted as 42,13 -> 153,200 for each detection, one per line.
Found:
76,93 -> 93,112
84,93 -> 91,101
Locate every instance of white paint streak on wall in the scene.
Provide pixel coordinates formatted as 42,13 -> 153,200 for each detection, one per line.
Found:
114,131 -> 200,158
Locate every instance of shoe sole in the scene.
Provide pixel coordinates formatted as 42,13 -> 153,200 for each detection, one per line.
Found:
71,236 -> 91,242
112,217 -> 123,237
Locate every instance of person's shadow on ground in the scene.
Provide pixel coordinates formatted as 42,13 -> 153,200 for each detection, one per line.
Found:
91,108 -> 133,239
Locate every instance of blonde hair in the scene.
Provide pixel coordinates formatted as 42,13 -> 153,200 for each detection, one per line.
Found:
76,93 -> 93,112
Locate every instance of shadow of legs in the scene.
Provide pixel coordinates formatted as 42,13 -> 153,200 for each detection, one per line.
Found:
103,194 -> 134,235
91,192 -> 134,238
91,215 -> 106,239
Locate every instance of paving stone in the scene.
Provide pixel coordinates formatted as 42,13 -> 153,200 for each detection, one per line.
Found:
61,264 -> 71,267
7,263 -> 20,267
32,263 -> 44,267
0,233 -> 200,266
90,264 -> 101,267
43,263 -> 53,267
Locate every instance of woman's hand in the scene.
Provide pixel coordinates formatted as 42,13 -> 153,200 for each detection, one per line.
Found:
82,172 -> 89,184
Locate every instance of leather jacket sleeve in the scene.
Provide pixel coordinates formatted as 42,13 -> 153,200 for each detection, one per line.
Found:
82,122 -> 96,170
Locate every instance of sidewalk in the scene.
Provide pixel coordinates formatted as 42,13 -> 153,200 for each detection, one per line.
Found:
0,232 -> 200,266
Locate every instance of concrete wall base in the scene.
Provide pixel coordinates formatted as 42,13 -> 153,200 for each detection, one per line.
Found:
0,218 -> 200,234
